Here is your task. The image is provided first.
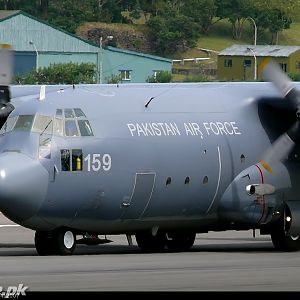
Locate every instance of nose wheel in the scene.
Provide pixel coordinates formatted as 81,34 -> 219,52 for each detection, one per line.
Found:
35,228 -> 76,255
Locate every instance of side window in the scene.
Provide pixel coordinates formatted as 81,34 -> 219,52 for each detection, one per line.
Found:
61,149 -> 70,171
61,149 -> 83,171
32,115 -> 53,134
72,149 -> 83,171
0,116 -> 17,134
13,115 -> 34,131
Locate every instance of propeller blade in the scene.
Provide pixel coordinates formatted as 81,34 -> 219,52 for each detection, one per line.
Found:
259,59 -> 300,172
260,132 -> 295,173
0,44 -> 13,86
260,58 -> 294,97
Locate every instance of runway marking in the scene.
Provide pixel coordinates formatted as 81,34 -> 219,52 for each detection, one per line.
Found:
0,224 -> 20,227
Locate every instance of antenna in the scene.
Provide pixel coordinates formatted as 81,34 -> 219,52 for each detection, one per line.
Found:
145,97 -> 155,108
39,85 -> 46,101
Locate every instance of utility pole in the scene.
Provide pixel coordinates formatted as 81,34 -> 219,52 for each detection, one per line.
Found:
29,41 -> 39,72
247,17 -> 257,46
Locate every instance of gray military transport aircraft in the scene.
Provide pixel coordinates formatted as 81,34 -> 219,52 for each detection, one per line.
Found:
0,46 -> 300,255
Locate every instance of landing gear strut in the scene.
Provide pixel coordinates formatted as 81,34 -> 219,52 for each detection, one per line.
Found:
135,231 -> 196,252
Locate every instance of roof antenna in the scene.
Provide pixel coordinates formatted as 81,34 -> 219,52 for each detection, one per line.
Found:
72,84 -> 75,90
145,97 -> 155,108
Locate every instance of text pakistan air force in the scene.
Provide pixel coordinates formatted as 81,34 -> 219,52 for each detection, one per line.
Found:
127,121 -> 241,139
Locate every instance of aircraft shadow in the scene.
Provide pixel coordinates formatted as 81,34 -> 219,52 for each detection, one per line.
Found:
0,241 -> 278,256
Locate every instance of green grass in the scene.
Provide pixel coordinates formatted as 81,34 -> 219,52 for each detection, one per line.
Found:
278,22 -> 300,45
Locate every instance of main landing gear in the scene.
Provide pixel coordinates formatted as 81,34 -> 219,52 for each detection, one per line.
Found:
35,228 -> 76,256
270,210 -> 300,252
135,231 -> 196,252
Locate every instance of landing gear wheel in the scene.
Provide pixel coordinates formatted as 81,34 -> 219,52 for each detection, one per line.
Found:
271,216 -> 300,252
35,231 -> 56,256
135,231 -> 166,252
166,232 -> 196,251
54,228 -> 76,255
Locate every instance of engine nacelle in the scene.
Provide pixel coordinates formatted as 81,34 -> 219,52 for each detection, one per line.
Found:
219,162 -> 291,226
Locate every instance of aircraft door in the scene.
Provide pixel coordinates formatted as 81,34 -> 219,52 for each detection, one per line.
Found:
121,173 -> 156,219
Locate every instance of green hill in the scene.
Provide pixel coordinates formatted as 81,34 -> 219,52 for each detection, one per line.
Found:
178,20 -> 300,59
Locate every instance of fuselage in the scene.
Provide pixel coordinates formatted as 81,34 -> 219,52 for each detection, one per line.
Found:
0,82 -> 298,234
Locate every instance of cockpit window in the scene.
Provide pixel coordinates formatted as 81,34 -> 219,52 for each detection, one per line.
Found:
13,115 -> 34,131
54,118 -> 64,136
32,115 -> 53,134
74,108 -> 86,118
56,109 -> 63,117
78,120 -> 93,136
64,109 -> 74,118
0,116 -> 17,134
65,119 -> 79,137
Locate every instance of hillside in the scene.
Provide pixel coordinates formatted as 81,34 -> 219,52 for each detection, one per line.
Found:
77,19 -> 300,82
78,19 -> 300,58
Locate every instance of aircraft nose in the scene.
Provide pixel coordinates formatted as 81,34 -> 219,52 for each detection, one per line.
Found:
0,152 -> 48,223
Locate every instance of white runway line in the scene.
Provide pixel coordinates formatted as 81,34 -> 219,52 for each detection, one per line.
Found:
0,225 -> 20,227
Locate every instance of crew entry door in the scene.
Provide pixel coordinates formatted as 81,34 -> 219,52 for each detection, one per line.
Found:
121,173 -> 156,219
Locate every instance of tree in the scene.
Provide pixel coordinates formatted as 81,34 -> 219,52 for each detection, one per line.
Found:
252,0 -> 296,44
147,7 -> 200,55
146,71 -> 172,83
183,0 -> 217,34
14,62 -> 97,84
216,0 -> 254,39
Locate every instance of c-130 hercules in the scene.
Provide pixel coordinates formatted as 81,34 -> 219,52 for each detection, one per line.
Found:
0,46 -> 300,255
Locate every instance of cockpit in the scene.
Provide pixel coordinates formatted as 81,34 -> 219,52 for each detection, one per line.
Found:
0,108 -> 93,137
0,108 -> 94,160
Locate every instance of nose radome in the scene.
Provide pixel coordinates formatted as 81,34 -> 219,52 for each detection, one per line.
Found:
0,152 -> 48,223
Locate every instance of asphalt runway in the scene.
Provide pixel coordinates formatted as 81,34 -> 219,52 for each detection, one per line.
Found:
0,213 -> 300,291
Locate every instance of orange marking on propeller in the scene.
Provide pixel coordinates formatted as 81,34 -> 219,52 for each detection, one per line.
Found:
0,44 -> 12,49
259,160 -> 273,174
258,58 -> 271,74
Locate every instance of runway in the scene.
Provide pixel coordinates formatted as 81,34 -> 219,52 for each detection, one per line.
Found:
1,213 -> 300,291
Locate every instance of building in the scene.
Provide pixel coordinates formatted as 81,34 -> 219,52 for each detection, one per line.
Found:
0,10 -> 172,83
103,46 -> 172,83
218,44 -> 300,81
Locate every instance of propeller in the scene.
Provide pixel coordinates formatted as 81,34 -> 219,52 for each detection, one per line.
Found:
259,59 -> 300,173
0,44 -> 14,120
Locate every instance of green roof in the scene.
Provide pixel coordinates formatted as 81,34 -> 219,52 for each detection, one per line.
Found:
106,46 -> 172,63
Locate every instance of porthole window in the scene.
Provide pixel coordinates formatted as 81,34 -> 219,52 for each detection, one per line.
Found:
203,176 -> 209,185
166,177 -> 172,186
185,177 -> 190,184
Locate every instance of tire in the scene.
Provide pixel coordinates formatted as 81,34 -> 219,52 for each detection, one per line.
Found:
166,232 -> 196,252
54,228 -> 76,255
35,231 -> 56,256
271,215 -> 300,252
135,231 -> 166,252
